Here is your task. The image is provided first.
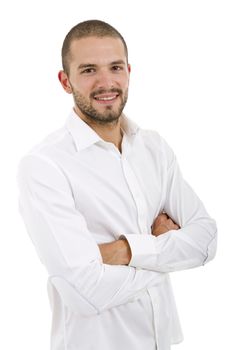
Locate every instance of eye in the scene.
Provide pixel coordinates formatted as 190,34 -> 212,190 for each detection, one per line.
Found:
111,65 -> 123,72
81,68 -> 96,74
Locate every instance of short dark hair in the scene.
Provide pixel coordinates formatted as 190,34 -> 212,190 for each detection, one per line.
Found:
61,20 -> 128,74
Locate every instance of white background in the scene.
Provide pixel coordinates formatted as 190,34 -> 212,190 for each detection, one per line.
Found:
0,0 -> 232,349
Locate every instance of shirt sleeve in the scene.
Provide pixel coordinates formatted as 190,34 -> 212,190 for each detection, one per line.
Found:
17,154 -> 166,317
122,140 -> 217,273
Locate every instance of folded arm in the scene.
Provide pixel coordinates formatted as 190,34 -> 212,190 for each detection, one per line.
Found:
121,150 -> 217,273
99,213 -> 179,265
99,145 -> 217,273
18,154 -> 166,317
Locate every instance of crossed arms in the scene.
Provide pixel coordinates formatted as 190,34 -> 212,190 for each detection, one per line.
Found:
99,213 -> 180,265
18,154 -> 217,316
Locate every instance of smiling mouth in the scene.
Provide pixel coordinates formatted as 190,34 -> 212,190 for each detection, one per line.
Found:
93,93 -> 119,103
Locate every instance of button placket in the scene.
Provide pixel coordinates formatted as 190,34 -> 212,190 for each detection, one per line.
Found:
120,157 -> 149,234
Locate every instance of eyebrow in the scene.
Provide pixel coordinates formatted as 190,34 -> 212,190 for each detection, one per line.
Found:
110,60 -> 126,66
78,63 -> 97,70
78,60 -> 126,70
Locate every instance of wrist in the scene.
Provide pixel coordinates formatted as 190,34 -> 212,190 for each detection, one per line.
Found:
117,239 -> 132,265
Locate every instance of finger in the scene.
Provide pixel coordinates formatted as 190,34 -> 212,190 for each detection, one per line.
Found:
169,224 -> 179,230
156,213 -> 169,224
160,213 -> 169,219
167,218 -> 177,227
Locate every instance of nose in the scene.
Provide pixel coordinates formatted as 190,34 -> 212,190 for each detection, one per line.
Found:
96,69 -> 114,90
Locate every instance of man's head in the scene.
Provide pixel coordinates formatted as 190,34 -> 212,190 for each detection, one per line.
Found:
61,20 -> 128,75
59,20 -> 130,125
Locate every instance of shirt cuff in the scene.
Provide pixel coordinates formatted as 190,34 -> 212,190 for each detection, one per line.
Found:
119,233 -> 157,267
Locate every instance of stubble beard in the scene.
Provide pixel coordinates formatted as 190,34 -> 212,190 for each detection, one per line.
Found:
72,88 -> 128,125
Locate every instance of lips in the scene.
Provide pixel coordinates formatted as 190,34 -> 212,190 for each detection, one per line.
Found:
94,93 -> 119,101
91,89 -> 122,103
92,91 -> 120,105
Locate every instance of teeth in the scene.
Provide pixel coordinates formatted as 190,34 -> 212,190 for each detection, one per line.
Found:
95,96 -> 117,101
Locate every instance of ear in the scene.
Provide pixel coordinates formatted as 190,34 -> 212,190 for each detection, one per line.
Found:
127,64 -> 131,74
58,70 -> 72,94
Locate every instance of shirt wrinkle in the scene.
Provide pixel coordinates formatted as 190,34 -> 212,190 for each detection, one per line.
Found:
18,109 -> 217,350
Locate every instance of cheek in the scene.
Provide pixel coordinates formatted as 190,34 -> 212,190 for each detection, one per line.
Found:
68,71 -> 93,93
78,79 -> 96,96
71,82 -> 92,98
119,74 -> 130,89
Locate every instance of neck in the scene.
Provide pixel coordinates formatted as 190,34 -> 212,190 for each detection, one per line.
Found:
74,107 -> 123,152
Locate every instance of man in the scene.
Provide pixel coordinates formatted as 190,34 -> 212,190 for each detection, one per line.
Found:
17,20 -> 217,350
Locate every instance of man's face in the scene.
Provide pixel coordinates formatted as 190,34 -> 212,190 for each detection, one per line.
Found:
63,36 -> 130,125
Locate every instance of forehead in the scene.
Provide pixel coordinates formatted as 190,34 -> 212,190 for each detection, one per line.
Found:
69,36 -> 127,65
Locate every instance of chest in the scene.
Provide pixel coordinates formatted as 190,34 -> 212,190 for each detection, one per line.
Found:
56,140 -> 168,240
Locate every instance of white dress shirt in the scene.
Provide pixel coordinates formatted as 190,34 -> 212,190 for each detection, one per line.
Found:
17,109 -> 217,350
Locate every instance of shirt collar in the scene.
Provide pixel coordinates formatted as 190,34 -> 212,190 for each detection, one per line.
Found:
65,109 -> 139,152
65,109 -> 101,151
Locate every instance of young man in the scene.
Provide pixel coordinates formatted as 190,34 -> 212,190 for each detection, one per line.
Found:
18,20 -> 217,350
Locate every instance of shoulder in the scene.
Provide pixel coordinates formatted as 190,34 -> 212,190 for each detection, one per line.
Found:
139,129 -> 163,149
29,125 -> 73,156
139,128 -> 175,165
17,124 -> 74,181
20,122 -> 75,163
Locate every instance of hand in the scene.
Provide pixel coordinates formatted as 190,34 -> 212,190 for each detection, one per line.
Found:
98,239 -> 131,265
151,213 -> 180,237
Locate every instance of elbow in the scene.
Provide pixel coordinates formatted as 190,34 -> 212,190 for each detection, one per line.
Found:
49,275 -> 100,317
203,228 -> 217,265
